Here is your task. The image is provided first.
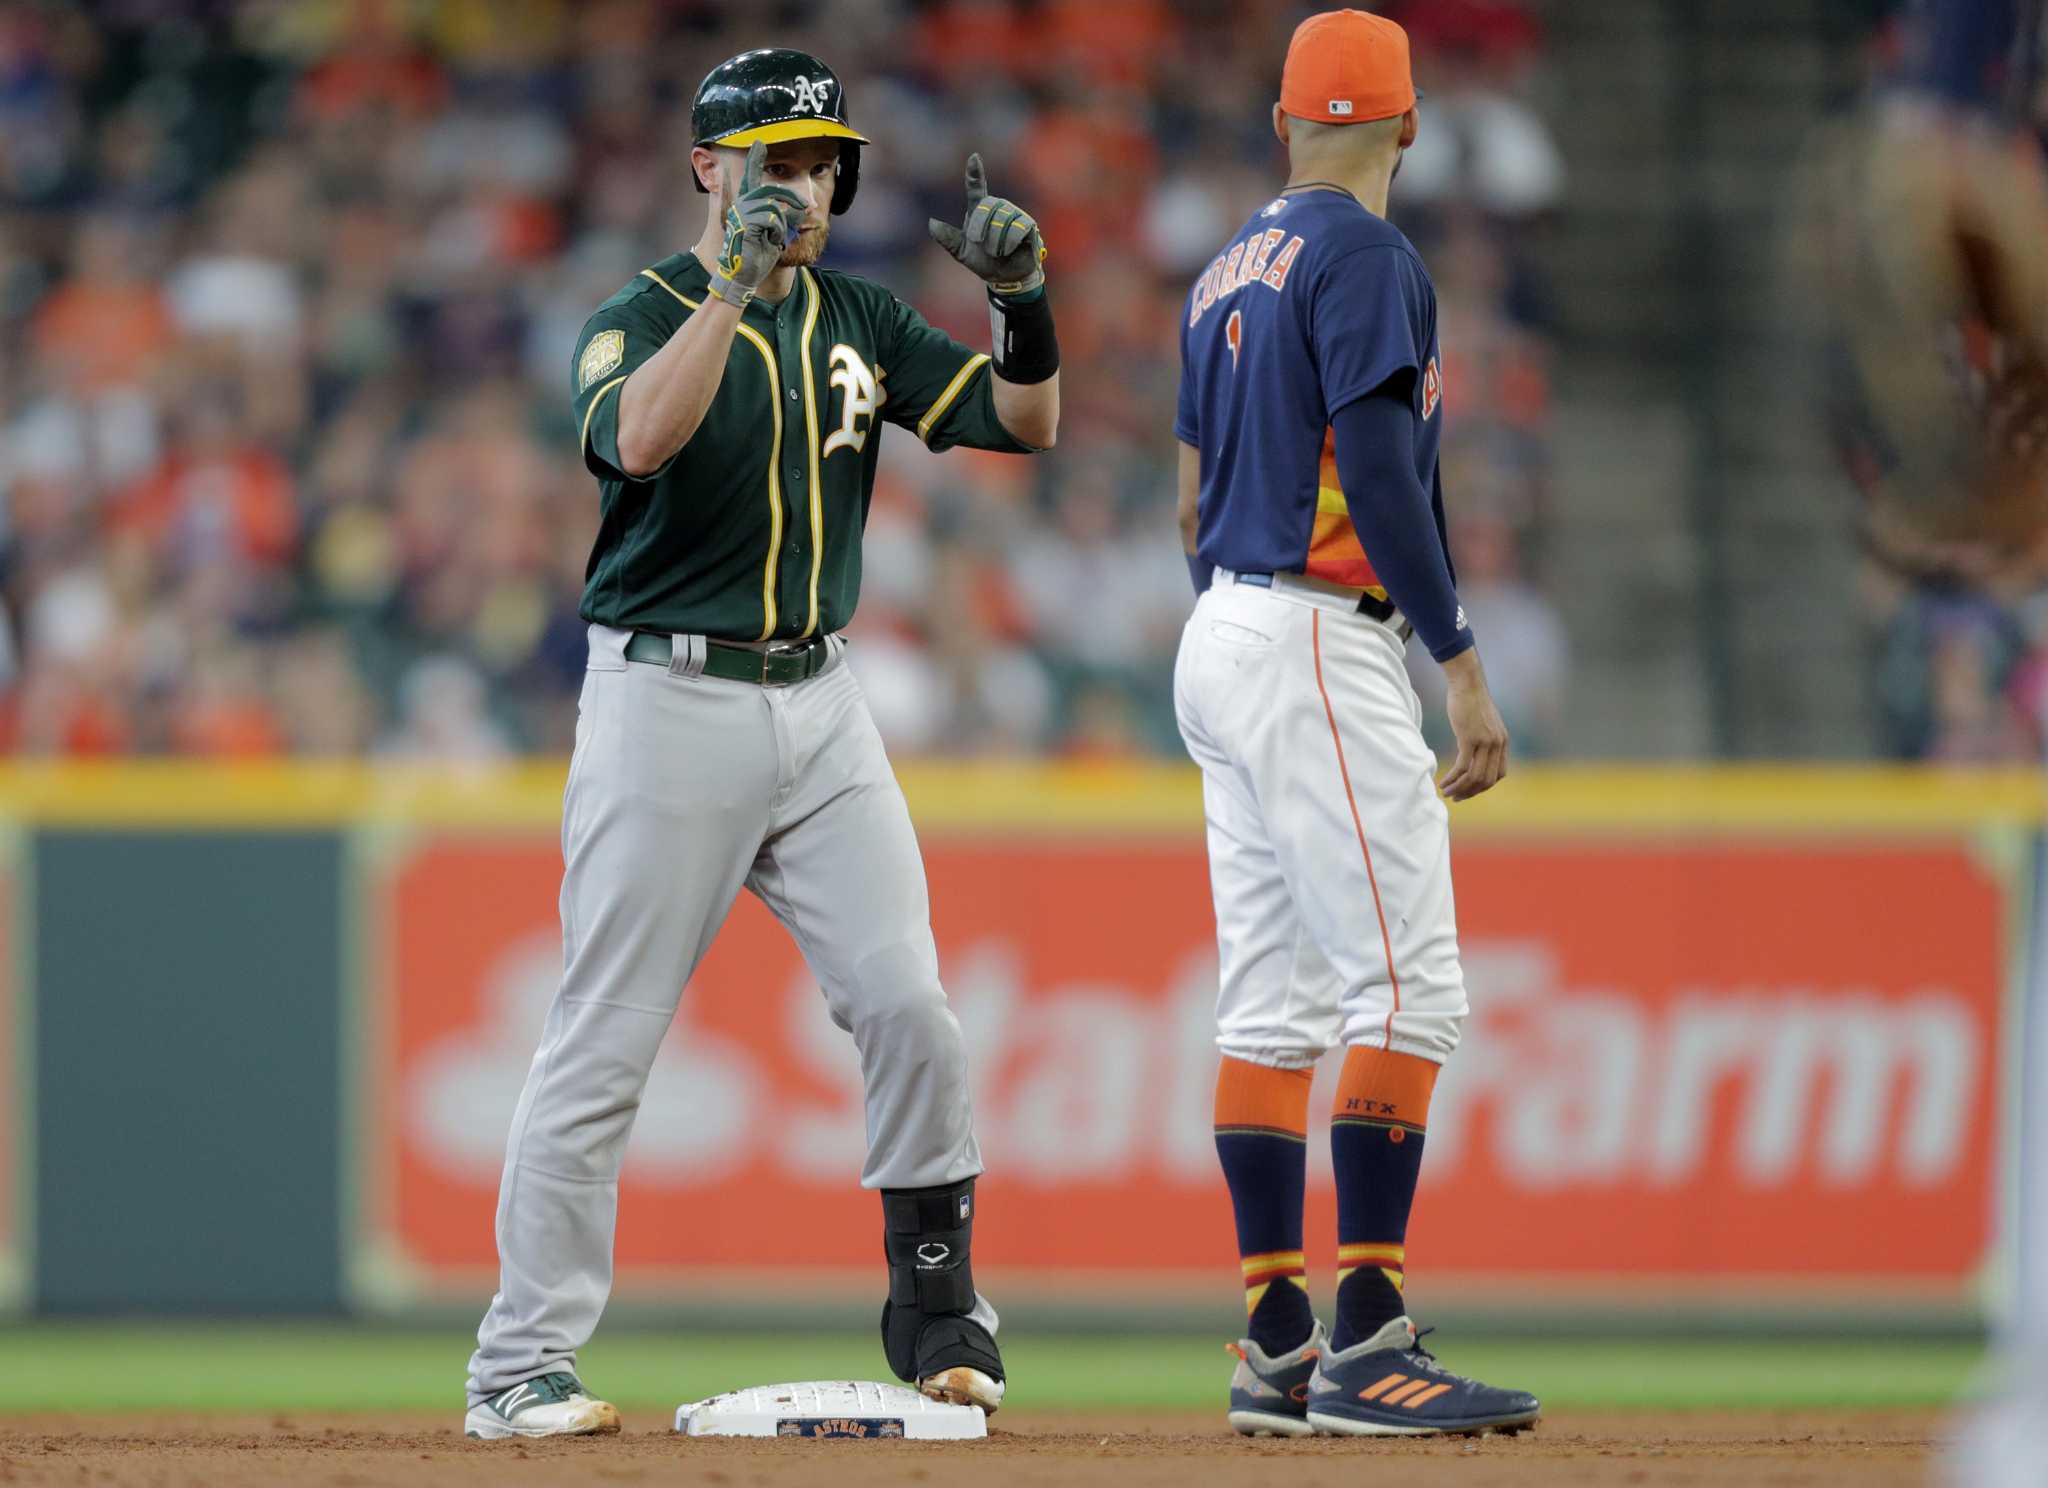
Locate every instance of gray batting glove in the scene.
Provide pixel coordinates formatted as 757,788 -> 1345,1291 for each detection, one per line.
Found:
707,140 -> 805,308
928,153 -> 1046,297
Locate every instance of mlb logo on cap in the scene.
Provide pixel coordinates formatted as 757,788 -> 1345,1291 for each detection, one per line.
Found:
1281,9 -> 1417,125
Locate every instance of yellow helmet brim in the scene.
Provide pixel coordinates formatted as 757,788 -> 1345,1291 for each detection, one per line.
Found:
704,119 -> 870,148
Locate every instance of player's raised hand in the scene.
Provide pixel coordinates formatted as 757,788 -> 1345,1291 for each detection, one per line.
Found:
928,153 -> 1046,296
1437,653 -> 1509,802
708,140 -> 806,308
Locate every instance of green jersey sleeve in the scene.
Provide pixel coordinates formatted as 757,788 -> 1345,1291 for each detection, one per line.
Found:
572,291 -> 677,481
880,295 -> 1038,454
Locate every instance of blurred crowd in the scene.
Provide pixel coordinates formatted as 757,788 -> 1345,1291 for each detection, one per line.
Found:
1868,582 -> 2048,764
1839,0 -> 2048,766
0,0 -> 1568,759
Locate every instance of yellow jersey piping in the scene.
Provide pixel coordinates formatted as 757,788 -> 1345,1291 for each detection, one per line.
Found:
797,269 -> 825,639
580,375 -> 629,457
918,352 -> 989,445
639,266 -> 785,640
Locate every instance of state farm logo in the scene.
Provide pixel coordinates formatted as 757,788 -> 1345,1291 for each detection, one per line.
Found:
403,931 -> 761,1183
1428,943 -> 1985,1191
400,935 -> 1986,1197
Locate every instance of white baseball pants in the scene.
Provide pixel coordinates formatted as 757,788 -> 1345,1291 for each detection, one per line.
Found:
467,624 -> 986,1403
1174,570 -> 1469,1070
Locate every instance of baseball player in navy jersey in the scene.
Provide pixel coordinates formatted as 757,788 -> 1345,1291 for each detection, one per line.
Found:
460,47 -> 1057,1439
1172,11 -> 1536,1437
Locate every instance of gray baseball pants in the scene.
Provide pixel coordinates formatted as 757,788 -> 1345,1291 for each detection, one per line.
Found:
467,623 -> 985,1402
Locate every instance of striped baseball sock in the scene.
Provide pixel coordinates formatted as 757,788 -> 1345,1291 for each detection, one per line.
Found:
1214,1057 -> 1315,1355
1331,1045 -> 1440,1351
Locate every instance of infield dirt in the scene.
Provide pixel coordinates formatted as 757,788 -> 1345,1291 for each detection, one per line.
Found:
0,1407 -> 1943,1486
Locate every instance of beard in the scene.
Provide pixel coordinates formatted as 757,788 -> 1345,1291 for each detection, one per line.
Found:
780,218 -> 829,267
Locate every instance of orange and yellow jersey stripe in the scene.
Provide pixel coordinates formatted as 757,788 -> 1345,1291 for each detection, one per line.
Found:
1303,425 -> 1390,598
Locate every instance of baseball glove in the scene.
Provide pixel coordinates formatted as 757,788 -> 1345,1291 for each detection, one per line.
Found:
707,140 -> 805,309
927,154 -> 1046,297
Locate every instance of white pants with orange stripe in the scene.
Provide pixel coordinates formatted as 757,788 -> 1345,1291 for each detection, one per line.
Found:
1174,569 -> 1468,1068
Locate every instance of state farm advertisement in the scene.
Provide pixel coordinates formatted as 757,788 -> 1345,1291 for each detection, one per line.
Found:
364,837 -> 2006,1299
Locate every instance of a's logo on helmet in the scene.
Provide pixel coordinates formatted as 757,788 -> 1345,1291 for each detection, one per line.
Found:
790,76 -> 835,115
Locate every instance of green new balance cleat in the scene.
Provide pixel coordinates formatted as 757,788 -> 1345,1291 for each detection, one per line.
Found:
463,1372 -> 622,1439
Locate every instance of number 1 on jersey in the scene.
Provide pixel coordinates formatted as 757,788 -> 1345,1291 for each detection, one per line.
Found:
1226,309 -> 1243,370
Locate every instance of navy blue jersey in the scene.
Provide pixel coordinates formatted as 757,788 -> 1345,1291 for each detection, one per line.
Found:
1175,189 -> 1446,592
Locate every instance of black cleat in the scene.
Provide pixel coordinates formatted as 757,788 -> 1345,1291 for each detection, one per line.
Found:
913,1312 -> 1005,1414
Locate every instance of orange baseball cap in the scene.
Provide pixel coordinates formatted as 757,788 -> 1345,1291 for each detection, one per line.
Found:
1280,10 -> 1417,125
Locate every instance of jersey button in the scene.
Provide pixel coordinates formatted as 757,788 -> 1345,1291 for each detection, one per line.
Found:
788,388 -> 798,400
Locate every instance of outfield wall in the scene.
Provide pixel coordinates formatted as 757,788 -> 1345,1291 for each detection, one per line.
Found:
0,764 -> 2037,1323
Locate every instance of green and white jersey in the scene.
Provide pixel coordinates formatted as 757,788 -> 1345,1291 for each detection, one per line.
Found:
572,252 -> 1034,642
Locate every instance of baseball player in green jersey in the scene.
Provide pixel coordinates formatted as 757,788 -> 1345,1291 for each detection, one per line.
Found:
462,46 -> 1058,1440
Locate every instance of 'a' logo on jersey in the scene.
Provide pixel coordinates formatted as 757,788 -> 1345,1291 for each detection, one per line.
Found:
1422,355 -> 1441,421
823,343 -> 880,457
791,76 -> 835,115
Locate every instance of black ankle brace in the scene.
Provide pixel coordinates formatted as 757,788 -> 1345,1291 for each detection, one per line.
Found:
880,1177 -> 977,1380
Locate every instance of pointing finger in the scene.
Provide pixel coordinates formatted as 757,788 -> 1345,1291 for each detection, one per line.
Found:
964,152 -> 987,206
967,196 -> 996,245
742,138 -> 766,194
994,208 -> 1033,258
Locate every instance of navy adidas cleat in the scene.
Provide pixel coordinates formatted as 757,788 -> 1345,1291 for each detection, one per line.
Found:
1305,1316 -> 1539,1437
1226,1319 -> 1327,1437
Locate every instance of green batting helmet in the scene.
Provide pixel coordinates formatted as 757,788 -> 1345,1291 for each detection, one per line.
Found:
691,48 -> 868,215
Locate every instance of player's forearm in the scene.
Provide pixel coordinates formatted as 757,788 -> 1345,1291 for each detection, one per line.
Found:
1178,439 -> 1213,594
614,297 -> 746,477
1439,647 -> 1486,689
992,370 -> 1059,448
985,274 -> 1059,448
931,153 -> 1057,452
1330,390 -> 1473,663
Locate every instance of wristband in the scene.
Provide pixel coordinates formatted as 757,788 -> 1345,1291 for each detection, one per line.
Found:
987,285 -> 1059,384
706,273 -> 754,309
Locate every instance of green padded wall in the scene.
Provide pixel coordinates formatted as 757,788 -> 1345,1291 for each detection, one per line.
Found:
33,832 -> 344,1312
